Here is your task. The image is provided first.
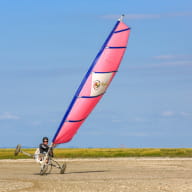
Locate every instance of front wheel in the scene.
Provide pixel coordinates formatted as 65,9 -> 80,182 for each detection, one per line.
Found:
40,163 -> 49,175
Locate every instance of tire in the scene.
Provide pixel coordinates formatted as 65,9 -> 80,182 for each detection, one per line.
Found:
14,144 -> 21,156
47,164 -> 52,174
40,163 -> 49,175
60,162 -> 67,174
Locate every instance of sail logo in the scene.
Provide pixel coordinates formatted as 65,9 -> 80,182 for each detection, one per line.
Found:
91,72 -> 113,96
93,80 -> 109,91
93,80 -> 101,90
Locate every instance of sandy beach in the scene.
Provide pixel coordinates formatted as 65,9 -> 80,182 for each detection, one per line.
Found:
1,158 -> 192,192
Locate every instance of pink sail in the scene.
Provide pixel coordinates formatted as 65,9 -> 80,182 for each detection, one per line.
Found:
52,16 -> 131,144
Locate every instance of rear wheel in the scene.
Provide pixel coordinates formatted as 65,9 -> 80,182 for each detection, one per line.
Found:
47,163 -> 52,174
14,144 -> 21,156
60,162 -> 67,174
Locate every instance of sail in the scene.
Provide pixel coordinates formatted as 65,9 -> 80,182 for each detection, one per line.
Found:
52,16 -> 131,144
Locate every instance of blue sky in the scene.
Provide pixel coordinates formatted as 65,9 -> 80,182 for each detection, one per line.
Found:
0,0 -> 192,148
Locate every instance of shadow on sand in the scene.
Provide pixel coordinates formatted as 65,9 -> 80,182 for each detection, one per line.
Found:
65,170 -> 108,174
33,170 -> 108,175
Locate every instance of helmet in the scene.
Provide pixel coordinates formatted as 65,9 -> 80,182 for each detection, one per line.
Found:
42,137 -> 48,142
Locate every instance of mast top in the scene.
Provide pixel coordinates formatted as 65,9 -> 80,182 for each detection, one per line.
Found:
118,14 -> 125,22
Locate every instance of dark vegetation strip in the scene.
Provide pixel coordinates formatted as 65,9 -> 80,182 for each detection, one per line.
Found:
1,148 -> 192,159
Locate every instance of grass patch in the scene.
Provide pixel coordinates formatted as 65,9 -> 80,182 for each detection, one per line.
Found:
1,148 -> 192,159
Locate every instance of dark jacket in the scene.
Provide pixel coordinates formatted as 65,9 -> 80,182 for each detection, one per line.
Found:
39,143 -> 49,154
39,143 -> 54,157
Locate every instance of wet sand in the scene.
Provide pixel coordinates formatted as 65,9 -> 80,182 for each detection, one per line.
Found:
1,158 -> 192,192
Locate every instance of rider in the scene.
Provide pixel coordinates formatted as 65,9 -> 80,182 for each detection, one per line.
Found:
39,137 -> 54,157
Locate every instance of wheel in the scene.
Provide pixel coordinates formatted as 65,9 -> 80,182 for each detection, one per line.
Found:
40,163 -> 49,175
60,162 -> 67,174
46,163 -> 52,174
14,144 -> 21,156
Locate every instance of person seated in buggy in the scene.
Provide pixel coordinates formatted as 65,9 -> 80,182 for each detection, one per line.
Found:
14,138 -> 66,175
35,137 -> 54,163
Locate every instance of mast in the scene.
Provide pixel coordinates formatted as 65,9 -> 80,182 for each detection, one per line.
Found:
118,14 -> 125,21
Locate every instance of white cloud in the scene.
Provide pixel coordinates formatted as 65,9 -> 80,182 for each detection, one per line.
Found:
31,121 -> 41,126
134,117 -> 149,122
159,60 -> 192,67
0,112 -> 20,120
161,111 -> 175,117
180,112 -> 192,117
153,54 -> 192,67
102,14 -> 160,20
165,12 -> 192,17
154,55 -> 180,60
127,60 -> 192,70
161,111 -> 192,118
154,54 -> 192,60
102,12 -> 192,20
